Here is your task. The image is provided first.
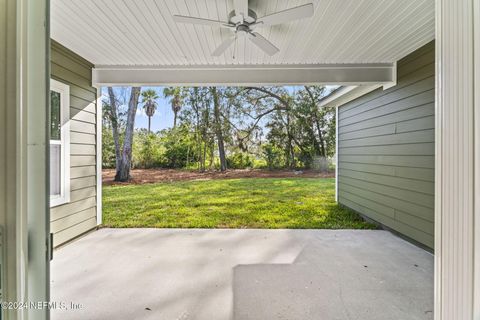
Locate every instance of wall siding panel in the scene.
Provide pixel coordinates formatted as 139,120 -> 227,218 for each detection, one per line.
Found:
71,176 -> 96,191
339,104 -> 435,134
50,40 -> 98,247
71,119 -> 96,134
53,217 -> 98,248
337,41 -> 435,249
71,155 -> 96,167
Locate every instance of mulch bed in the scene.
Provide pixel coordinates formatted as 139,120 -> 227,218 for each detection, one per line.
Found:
103,168 -> 334,185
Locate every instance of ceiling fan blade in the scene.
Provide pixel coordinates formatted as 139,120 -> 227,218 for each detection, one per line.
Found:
173,15 -> 232,28
255,3 -> 314,27
248,32 -> 279,56
212,37 -> 236,56
233,0 -> 249,19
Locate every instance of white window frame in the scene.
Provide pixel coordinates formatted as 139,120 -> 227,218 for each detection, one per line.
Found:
50,79 -> 70,207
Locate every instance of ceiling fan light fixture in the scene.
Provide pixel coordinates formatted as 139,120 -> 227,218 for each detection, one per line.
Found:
228,9 -> 257,25
172,2 -> 314,57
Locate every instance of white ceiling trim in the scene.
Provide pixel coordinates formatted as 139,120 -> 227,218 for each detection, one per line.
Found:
92,63 -> 396,87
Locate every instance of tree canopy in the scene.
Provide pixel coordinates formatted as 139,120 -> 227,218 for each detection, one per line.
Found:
103,86 -> 336,174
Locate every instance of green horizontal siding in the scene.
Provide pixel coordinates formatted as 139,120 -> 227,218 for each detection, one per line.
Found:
339,103 -> 435,134
50,40 -> 97,247
337,41 -> 435,249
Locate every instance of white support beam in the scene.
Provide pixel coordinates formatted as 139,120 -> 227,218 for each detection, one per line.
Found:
96,87 -> 102,226
23,0 -> 50,319
435,0 -> 480,319
382,61 -> 397,90
92,63 -> 395,87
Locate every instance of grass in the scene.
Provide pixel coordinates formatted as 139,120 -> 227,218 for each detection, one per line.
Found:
103,178 -> 375,229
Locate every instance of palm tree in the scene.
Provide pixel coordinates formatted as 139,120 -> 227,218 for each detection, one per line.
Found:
141,89 -> 159,133
163,87 -> 182,128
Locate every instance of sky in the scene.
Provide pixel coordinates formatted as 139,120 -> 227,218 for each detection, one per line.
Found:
102,86 -> 174,132
102,86 -> 338,132
135,89 -> 174,132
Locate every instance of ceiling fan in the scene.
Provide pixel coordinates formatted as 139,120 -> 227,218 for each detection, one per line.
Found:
173,1 -> 314,57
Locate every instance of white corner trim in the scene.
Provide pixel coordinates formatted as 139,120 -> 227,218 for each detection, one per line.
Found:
473,0 -> 480,317
96,87 -> 102,226
434,1 -> 443,315
92,63 -> 396,87
335,106 -> 339,203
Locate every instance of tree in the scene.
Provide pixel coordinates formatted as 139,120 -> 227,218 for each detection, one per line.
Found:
163,87 -> 183,127
233,86 -> 335,168
104,85 -> 336,173
106,87 -> 122,170
182,87 -> 212,171
141,89 -> 159,133
210,87 -> 227,171
302,86 -> 336,157
239,87 -> 296,167
106,87 -> 141,182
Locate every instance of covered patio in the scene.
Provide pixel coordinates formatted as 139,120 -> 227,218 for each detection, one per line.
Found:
51,229 -> 433,320
47,3 -> 436,318
2,0 -> 479,319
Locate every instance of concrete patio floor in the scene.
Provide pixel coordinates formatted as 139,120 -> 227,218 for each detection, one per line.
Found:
51,229 -> 433,320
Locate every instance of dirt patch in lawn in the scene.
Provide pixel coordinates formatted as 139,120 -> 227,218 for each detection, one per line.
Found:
103,168 -> 334,185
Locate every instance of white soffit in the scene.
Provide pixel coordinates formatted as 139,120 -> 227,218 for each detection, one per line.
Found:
51,0 -> 435,67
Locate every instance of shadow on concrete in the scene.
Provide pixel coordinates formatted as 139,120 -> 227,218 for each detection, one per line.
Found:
233,231 -> 433,320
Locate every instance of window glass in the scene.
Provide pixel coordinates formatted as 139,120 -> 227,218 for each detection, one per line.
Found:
50,90 -> 61,140
50,143 -> 61,196
49,80 -> 70,206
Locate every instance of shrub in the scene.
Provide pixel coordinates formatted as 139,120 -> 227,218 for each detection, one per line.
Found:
133,132 -> 163,168
252,158 -> 268,169
160,126 -> 197,168
102,127 -> 117,168
226,152 -> 254,169
261,144 -> 285,169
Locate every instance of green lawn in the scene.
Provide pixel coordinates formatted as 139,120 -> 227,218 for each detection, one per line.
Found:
103,178 -> 375,229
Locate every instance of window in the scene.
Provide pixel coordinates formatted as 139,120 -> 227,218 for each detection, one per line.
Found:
50,79 -> 70,207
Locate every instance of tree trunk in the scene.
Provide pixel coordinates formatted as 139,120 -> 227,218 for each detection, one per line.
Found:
317,128 -> 326,158
304,86 -> 326,157
107,87 -> 122,170
192,89 -> 202,171
211,87 -> 227,172
148,116 -> 151,133
285,110 -> 295,169
173,111 -> 177,128
115,87 -> 141,182
209,141 -> 214,170
312,111 -> 326,157
202,143 -> 207,171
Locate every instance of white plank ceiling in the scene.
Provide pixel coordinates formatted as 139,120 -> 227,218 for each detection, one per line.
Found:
51,0 -> 434,67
